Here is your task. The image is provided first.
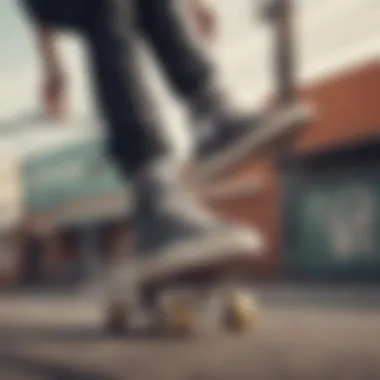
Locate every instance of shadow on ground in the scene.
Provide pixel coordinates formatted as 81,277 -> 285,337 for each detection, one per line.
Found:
0,351 -> 115,380
0,325 -> 200,345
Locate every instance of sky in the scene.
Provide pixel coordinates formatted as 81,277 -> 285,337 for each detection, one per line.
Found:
0,0 -> 379,156
0,0 -> 94,118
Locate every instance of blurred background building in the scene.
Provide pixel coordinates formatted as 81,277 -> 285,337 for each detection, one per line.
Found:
0,0 -> 379,288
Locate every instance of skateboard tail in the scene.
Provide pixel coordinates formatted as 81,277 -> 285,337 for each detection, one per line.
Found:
198,102 -> 314,179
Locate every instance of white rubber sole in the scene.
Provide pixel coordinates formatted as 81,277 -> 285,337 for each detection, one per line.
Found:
197,103 -> 313,179
129,227 -> 265,284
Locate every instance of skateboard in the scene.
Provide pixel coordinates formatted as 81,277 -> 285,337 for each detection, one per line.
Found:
104,258 -> 260,337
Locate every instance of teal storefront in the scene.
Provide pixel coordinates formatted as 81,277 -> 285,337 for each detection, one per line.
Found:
19,136 -> 128,286
21,135 -> 125,217
282,141 -> 380,281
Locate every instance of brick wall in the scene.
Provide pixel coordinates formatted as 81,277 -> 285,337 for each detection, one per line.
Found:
294,61 -> 380,154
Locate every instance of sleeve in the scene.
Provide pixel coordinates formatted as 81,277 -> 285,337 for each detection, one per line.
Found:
19,0 -> 48,24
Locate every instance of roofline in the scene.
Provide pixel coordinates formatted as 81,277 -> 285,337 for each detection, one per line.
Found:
299,37 -> 380,90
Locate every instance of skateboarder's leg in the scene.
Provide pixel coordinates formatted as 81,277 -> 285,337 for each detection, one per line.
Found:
137,0 -> 309,178
84,0 -> 169,175
136,0 -> 223,119
83,0 -> 261,269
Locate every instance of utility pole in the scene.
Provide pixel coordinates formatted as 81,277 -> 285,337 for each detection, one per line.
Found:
262,0 -> 297,105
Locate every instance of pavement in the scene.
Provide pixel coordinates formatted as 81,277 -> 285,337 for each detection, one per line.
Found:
0,285 -> 379,380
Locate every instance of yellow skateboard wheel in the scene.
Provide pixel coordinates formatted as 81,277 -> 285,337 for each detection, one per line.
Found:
222,291 -> 259,331
162,298 -> 198,335
105,301 -> 128,333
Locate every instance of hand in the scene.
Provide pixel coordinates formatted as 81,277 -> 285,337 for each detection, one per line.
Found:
42,71 -> 67,121
189,0 -> 218,43
36,26 -> 68,121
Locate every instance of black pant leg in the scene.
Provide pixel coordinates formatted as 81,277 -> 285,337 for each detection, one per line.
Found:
137,0 -> 214,100
84,0 -> 170,176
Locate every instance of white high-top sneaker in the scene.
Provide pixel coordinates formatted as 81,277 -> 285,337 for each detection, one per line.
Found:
128,160 -> 264,283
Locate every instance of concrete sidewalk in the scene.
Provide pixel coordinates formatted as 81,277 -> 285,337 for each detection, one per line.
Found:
0,285 -> 380,380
